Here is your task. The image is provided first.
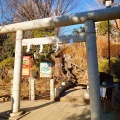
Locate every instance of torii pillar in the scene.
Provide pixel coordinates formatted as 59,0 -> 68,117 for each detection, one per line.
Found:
85,20 -> 102,120
10,30 -> 23,117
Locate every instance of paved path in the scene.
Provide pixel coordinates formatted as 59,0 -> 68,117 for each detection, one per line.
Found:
0,100 -> 115,120
0,86 -> 115,120
0,100 -> 91,120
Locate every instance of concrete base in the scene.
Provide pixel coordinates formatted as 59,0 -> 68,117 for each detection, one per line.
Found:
10,111 -> 23,117
8,111 -> 30,120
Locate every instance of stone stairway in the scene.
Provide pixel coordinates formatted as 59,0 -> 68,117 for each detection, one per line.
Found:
60,85 -> 89,105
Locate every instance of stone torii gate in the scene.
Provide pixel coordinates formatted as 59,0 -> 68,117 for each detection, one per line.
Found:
0,6 -> 120,120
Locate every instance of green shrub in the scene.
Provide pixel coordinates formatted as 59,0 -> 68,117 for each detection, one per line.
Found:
0,57 -> 14,69
99,57 -> 120,83
99,59 -> 109,73
97,21 -> 112,35
110,57 -> 120,79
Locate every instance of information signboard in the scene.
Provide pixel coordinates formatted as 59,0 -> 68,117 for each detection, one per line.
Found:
40,62 -> 52,77
22,56 -> 31,76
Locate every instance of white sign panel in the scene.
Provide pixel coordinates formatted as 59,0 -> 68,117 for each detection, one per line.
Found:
100,87 -> 106,98
40,62 -> 52,77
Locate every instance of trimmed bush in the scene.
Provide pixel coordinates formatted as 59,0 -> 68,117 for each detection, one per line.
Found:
99,57 -> 120,83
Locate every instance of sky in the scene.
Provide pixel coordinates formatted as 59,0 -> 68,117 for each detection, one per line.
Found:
0,0 -> 101,25
0,0 -> 119,35
60,0 -> 102,35
61,0 -> 120,35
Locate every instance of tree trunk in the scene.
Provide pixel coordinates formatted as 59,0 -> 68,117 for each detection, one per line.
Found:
53,57 -> 64,77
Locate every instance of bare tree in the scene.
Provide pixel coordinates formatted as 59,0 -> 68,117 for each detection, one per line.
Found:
2,0 -> 78,23
0,0 -> 79,36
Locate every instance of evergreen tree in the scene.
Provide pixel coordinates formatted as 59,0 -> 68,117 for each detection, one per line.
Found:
97,21 -> 112,35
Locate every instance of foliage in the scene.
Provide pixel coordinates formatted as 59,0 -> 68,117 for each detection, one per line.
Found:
102,44 -> 120,58
22,28 -> 56,64
0,34 -> 8,46
99,57 -> 120,82
61,43 -> 87,69
0,34 -> 15,62
97,21 -> 112,35
32,29 -> 55,38
23,44 -> 56,67
73,26 -> 85,34
3,36 -> 15,56
33,29 -> 56,62
0,57 -> 14,69
110,57 -> 120,80
99,59 -> 109,73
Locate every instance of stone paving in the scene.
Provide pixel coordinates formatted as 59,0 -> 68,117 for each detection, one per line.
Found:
0,86 -> 115,120
0,100 -> 115,120
0,100 -> 91,120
